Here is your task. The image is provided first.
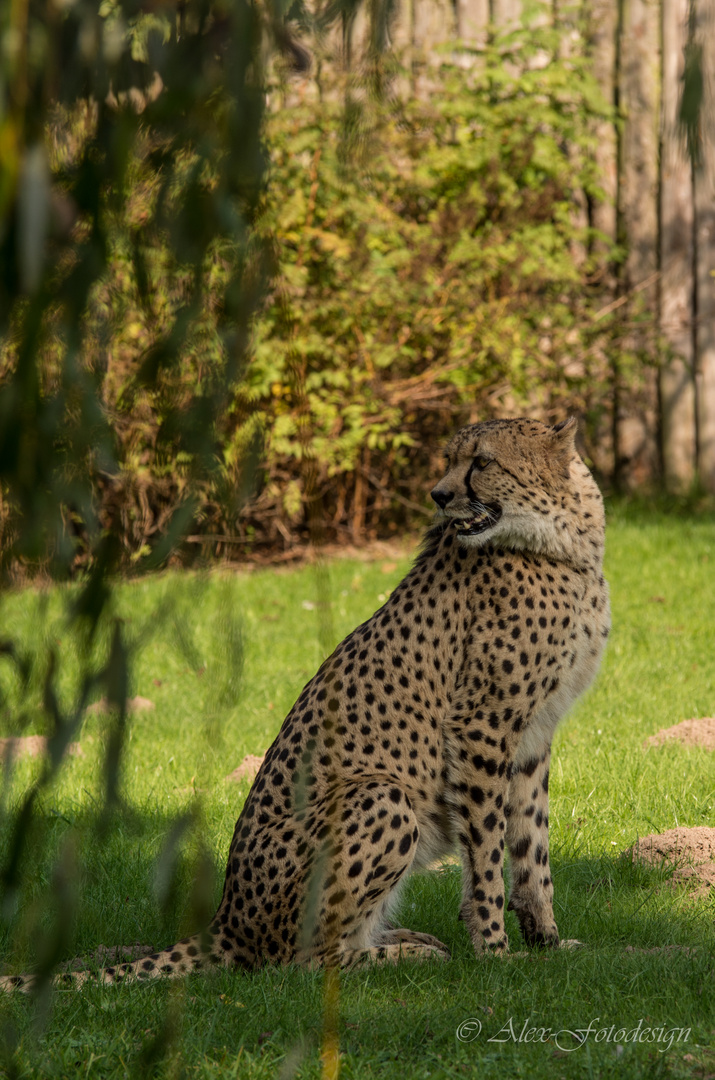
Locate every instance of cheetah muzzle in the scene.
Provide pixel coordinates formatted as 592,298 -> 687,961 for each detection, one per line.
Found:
449,502 -> 503,539
1,416 -> 610,992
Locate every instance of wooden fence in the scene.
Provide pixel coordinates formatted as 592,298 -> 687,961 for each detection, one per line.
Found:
300,0 -> 715,492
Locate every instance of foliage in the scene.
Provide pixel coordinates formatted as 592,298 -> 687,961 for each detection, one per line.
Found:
243,37 -> 618,546
2,12 -> 625,565
0,0 -> 267,578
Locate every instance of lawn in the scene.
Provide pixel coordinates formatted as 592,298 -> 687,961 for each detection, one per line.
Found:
0,503 -> 714,1079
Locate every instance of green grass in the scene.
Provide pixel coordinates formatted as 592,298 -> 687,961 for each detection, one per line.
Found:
1,504 -> 714,1079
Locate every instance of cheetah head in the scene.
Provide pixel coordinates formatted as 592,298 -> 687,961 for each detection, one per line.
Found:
430,417 -> 592,558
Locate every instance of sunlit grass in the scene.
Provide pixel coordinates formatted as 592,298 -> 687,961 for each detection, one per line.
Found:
0,505 -> 714,1078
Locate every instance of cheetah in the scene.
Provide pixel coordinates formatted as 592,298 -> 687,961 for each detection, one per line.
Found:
1,417 -> 609,990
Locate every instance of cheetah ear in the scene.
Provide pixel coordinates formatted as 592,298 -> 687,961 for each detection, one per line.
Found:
551,417 -> 577,446
549,417 -> 578,476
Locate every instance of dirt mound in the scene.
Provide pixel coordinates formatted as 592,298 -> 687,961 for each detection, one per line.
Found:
628,827 -> 715,897
0,736 -> 84,760
85,695 -> 155,715
645,717 -> 715,751
226,754 -> 265,783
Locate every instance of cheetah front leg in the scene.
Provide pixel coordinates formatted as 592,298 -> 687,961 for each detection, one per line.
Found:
455,792 -> 510,953
447,733 -> 512,953
505,747 -> 559,947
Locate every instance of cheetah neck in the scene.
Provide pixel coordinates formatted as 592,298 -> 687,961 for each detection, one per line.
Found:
491,488 -> 605,573
491,521 -> 604,572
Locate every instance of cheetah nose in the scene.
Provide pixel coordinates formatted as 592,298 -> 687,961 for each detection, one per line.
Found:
431,488 -> 454,510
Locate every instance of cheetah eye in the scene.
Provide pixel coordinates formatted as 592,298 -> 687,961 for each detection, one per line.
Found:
473,455 -> 492,470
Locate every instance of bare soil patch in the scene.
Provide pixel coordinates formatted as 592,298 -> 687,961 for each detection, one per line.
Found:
226,754 -> 265,783
0,736 -> 84,760
85,695 -> 155,715
645,716 -> 715,751
627,827 -> 715,897
220,537 -> 420,573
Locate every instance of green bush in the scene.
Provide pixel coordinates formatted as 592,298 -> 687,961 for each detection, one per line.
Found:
238,42 -> 619,547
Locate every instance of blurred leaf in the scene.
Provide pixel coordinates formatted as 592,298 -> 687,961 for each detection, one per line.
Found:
679,39 -> 704,167
17,145 -> 51,294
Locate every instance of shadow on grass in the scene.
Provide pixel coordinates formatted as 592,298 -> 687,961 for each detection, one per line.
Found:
2,807 -> 712,978
1,813 -> 713,1079
0,803 -> 223,977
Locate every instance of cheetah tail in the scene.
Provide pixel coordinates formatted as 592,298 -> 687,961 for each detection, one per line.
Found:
0,928 -> 228,994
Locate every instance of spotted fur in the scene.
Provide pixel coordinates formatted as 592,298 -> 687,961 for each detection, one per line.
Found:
1,417 -> 609,991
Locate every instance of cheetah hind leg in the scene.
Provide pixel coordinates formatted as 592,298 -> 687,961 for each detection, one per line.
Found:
340,939 -> 450,968
297,782 -> 450,968
376,927 -> 450,954
335,928 -> 450,967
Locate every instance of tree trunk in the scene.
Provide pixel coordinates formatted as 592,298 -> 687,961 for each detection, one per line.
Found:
456,0 -> 489,43
619,0 -> 660,290
491,0 -> 522,29
455,0 -> 489,74
694,0 -> 715,491
411,0 -> 455,50
410,0 -> 455,96
659,0 -> 697,489
616,0 -> 661,486
586,0 -> 618,267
